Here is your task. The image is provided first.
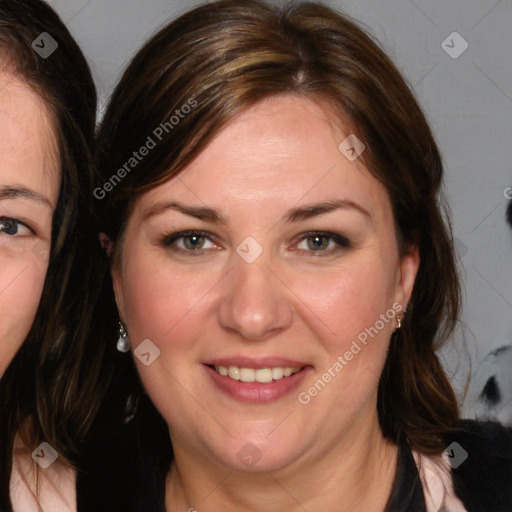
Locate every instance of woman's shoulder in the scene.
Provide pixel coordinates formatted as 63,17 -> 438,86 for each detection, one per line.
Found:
10,446 -> 76,512
445,419 -> 512,511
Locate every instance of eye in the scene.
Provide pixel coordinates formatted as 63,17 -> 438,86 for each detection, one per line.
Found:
0,217 -> 33,237
162,230 -> 219,252
295,231 -> 350,254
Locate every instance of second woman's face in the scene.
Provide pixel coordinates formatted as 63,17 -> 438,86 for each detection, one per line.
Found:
0,71 -> 59,375
113,95 -> 419,472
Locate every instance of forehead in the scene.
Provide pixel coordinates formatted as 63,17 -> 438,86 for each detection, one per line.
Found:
136,95 -> 393,226
0,69 -> 60,203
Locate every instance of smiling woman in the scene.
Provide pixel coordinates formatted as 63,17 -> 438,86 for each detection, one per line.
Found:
0,1 -> 114,511
0,72 -> 59,377
84,1 -> 512,511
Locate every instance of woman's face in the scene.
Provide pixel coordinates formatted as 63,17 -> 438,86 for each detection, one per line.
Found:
0,70 -> 59,375
113,95 -> 419,472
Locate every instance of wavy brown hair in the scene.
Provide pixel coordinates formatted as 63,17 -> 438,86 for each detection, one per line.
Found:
96,0 -> 460,456
0,1 -> 116,509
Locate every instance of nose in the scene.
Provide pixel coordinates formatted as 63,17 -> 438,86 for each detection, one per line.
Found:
218,256 -> 294,341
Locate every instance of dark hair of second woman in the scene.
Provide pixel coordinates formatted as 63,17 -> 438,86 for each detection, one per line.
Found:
0,1 -> 118,509
95,0 -> 460,461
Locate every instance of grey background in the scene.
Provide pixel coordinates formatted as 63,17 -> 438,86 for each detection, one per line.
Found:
45,0 -> 512,415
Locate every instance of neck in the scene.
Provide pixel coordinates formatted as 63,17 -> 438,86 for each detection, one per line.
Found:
165,415 -> 398,512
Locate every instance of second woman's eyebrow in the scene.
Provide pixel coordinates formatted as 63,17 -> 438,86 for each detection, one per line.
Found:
284,200 -> 371,222
0,185 -> 53,209
143,201 -> 226,223
143,199 -> 371,224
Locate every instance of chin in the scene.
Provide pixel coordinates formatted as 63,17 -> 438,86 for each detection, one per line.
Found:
214,436 -> 302,473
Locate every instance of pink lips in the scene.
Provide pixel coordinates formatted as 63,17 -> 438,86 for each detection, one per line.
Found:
203,363 -> 312,403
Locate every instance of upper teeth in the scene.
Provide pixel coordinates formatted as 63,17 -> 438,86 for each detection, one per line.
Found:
215,365 -> 301,383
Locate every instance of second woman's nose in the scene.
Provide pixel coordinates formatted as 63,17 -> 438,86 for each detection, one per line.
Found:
217,248 -> 294,341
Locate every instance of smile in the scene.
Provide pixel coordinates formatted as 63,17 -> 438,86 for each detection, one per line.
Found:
211,365 -> 303,383
204,364 -> 312,403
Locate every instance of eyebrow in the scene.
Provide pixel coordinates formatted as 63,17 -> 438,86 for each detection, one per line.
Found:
143,201 -> 226,223
284,199 -> 371,222
0,185 -> 53,210
143,199 -> 370,224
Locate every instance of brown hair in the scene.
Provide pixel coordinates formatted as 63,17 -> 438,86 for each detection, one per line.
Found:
96,0 -> 460,455
0,0 -> 116,508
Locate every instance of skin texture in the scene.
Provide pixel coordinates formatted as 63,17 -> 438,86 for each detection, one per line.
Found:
112,95 -> 420,511
0,69 -> 59,377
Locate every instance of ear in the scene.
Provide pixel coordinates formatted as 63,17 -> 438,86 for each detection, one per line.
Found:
394,244 -> 420,311
99,232 -> 125,318
99,232 -> 114,256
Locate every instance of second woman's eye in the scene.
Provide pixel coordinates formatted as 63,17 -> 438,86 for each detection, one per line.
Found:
295,232 -> 350,253
0,218 -> 33,237
162,230 -> 218,252
181,234 -> 208,250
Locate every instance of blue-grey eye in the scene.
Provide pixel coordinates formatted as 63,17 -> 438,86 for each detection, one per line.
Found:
163,231 -> 217,251
182,234 -> 206,250
306,234 -> 331,250
295,232 -> 351,253
0,218 -> 31,236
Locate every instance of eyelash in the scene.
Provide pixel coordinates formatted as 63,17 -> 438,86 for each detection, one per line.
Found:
162,230 -> 218,253
294,231 -> 351,254
161,230 -> 351,256
0,217 -> 34,238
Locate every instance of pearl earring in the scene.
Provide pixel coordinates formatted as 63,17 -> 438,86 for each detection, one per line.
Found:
117,321 -> 130,352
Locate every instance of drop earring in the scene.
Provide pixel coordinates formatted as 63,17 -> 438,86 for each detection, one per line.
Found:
396,314 -> 402,329
117,320 -> 130,353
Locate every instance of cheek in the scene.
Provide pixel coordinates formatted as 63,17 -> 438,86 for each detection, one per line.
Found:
120,249 -> 220,351
0,263 -> 47,374
120,251 -> 220,426
292,257 -> 398,346
291,260 -> 400,413
289,257 -> 400,414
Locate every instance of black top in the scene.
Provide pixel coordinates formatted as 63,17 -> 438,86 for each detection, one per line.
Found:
76,394 -> 512,512
384,438 -> 426,511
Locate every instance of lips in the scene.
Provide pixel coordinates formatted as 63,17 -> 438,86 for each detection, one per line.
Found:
203,359 -> 312,403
